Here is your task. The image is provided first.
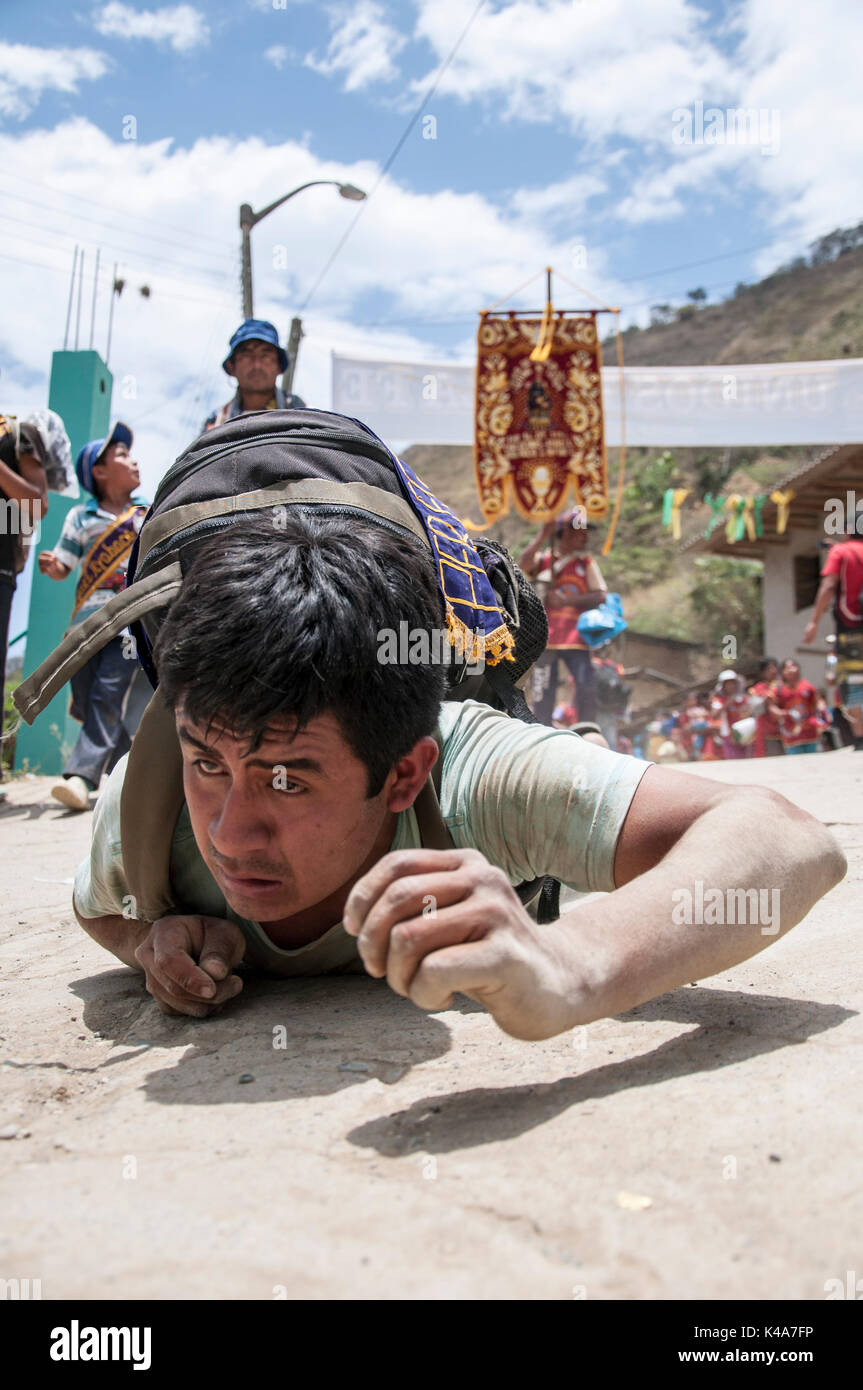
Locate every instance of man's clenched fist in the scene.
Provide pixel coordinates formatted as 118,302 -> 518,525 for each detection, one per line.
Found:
343,847 -> 581,1040
134,914 -> 246,1018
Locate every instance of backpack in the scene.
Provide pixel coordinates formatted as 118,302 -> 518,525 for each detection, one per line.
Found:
15,408 -> 561,924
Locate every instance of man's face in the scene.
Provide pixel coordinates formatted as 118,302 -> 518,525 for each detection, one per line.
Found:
227,339 -> 281,396
783,661 -> 800,685
762,662 -> 778,683
92,442 -> 140,497
177,708 -> 395,924
558,520 -> 589,554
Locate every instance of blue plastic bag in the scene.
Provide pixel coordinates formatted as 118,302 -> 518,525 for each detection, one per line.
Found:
576,592 -> 627,650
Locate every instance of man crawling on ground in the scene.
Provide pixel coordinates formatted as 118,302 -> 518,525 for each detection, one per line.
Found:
73,513 -> 846,1038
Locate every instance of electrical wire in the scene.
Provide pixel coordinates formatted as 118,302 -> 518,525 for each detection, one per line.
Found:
0,245 -> 234,308
0,209 -> 235,287
299,0 -> 488,312
0,181 -> 232,259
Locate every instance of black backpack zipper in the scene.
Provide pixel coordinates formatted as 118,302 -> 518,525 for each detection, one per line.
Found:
138,503 -> 426,577
152,427 -> 397,510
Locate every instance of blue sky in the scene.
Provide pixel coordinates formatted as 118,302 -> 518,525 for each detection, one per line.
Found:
2,0 -> 862,635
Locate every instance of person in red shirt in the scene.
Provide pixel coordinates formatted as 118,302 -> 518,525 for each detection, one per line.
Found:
771,659 -> 826,754
711,670 -> 754,759
803,516 -> 863,749
519,509 -> 607,726
748,657 -> 784,757
675,692 -> 712,760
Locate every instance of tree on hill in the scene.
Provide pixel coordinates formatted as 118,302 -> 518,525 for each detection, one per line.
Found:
689,556 -> 763,654
687,287 -> 707,306
809,223 -> 863,266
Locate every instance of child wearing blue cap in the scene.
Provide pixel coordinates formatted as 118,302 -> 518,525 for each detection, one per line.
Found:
37,422 -> 149,811
201,318 -> 305,433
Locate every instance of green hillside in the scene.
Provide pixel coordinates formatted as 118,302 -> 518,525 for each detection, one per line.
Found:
403,225 -> 863,653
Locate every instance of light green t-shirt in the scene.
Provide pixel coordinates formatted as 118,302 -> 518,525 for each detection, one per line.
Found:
74,700 -> 650,977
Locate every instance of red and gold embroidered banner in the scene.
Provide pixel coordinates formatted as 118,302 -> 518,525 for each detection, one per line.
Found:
474,310 -> 608,523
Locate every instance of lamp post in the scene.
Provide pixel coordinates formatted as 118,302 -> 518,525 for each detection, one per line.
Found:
239,180 -> 366,319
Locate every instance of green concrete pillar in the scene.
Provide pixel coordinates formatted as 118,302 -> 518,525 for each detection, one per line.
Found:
15,351 -> 112,774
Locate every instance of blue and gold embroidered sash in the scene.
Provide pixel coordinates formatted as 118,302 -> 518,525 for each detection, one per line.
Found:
72,504 -> 143,616
391,457 -> 515,666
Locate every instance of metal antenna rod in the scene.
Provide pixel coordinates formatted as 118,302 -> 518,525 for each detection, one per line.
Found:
89,248 -> 101,350
63,245 -> 79,350
106,262 -> 119,367
75,249 -> 84,350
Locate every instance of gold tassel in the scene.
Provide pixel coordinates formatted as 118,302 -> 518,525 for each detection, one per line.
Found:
770,488 -> 795,535
445,607 -> 515,666
529,300 -> 555,362
601,312 -> 626,556
742,496 -> 756,541
725,494 -> 741,544
670,488 -> 689,540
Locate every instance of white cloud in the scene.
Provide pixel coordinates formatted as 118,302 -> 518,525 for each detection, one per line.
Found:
0,42 -> 109,120
92,3 -> 209,53
265,44 -> 290,70
397,0 -> 860,280
305,2 -> 406,92
733,0 -> 863,271
410,0 -> 732,142
509,173 -> 608,224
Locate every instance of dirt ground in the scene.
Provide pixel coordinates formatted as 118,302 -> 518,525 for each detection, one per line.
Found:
1,748 -> 860,1301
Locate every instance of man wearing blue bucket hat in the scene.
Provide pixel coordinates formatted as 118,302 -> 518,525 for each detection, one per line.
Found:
38,422 -> 149,811
202,318 -> 305,433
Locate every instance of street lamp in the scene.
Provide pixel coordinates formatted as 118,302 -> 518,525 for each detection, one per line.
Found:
239,180 -> 366,319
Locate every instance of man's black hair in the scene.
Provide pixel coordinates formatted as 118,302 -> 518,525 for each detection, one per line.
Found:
154,510 -> 448,796
758,657 -> 778,674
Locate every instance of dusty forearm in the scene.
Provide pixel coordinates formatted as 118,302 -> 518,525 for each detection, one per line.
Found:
550,789 -> 846,1023
73,901 -> 149,970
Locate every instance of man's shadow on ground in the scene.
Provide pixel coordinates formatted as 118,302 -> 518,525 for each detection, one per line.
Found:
69,970 -> 455,1100
347,989 -> 854,1155
69,969 -> 852,1133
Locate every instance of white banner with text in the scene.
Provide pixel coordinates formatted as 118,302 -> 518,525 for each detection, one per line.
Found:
332,353 -> 863,448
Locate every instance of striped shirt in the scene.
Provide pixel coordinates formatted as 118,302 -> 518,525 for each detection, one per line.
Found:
53,494 -> 148,626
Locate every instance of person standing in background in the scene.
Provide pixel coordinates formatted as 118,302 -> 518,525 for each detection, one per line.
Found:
803,514 -> 863,750
770,658 -> 826,756
202,319 -> 305,433
0,415 -> 48,802
37,423 -> 149,811
519,509 -> 607,725
748,657 -> 784,757
710,669 -> 754,760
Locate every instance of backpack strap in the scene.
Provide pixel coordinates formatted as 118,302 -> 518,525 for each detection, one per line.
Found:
120,689 -> 186,923
412,779 -> 455,852
429,720 -> 560,924
414,728 -> 454,851
13,561 -> 183,724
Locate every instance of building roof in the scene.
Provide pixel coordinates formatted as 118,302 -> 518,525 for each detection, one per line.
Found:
682,442 -> 863,558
